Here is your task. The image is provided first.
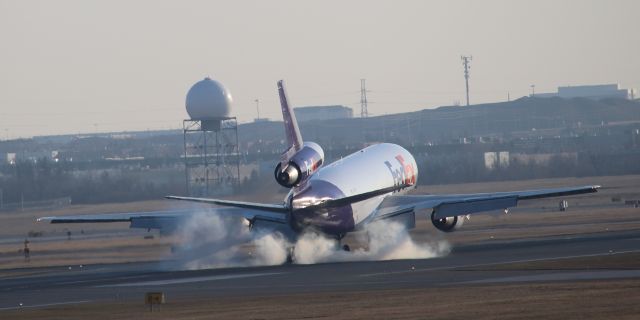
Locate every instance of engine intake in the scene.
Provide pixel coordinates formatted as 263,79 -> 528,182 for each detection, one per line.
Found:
274,142 -> 324,188
430,210 -> 465,232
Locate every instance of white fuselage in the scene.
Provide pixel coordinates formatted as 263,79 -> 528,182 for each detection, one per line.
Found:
287,143 -> 418,235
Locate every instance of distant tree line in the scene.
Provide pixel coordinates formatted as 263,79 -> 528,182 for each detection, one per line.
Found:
1,151 -> 639,206
0,158 -> 183,205
420,152 -> 640,185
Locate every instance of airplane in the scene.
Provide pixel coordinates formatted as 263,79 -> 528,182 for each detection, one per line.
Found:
39,80 -> 600,258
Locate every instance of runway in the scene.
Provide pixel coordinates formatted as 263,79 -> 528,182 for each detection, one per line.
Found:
1,229 -> 640,311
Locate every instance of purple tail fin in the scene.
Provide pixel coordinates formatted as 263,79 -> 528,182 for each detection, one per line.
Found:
278,80 -> 303,164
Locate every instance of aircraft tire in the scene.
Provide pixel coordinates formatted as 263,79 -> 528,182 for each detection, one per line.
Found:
285,246 -> 295,264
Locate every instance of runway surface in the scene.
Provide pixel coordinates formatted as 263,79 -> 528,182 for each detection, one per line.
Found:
1,230 -> 640,311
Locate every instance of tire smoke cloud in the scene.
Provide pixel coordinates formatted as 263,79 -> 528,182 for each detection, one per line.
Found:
165,212 -> 450,270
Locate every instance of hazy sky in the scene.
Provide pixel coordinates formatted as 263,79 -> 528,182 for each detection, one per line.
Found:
1,0 -> 638,138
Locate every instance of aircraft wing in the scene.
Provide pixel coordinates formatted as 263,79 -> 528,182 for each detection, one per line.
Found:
37,207 -> 288,232
164,196 -> 289,213
374,185 -> 600,220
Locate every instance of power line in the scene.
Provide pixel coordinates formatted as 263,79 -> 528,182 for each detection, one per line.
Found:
461,55 -> 473,106
360,79 -> 369,118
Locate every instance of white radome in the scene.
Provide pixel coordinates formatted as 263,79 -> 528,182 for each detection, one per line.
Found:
185,77 -> 233,120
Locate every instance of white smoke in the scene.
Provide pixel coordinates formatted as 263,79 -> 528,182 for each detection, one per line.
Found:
166,212 -> 289,270
250,231 -> 290,266
167,212 -> 450,270
293,220 -> 450,264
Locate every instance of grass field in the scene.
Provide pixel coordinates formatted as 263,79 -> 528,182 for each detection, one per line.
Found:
4,253 -> 640,320
1,175 -> 640,319
1,174 -> 639,270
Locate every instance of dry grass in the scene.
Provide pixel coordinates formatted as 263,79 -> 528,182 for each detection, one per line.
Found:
0,200 -> 199,237
4,279 -> 640,320
460,252 -> 640,271
1,175 -> 639,270
2,175 -> 640,319
416,174 -> 640,198
0,228 -> 177,269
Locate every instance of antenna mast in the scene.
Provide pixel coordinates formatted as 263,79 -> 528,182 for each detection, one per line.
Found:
360,79 -> 369,118
461,55 -> 473,106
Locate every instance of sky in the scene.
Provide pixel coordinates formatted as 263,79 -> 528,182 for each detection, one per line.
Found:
1,0 -> 639,138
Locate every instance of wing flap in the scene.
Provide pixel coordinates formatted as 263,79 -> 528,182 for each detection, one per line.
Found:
372,207 -> 415,221
251,214 -> 288,225
130,216 -> 186,232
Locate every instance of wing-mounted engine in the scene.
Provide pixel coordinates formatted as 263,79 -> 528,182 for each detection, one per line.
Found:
430,210 -> 465,232
274,142 -> 324,188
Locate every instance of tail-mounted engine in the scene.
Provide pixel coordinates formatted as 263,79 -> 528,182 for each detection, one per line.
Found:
430,210 -> 465,232
274,142 -> 324,188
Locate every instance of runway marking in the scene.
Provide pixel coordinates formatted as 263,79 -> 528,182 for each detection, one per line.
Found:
96,272 -> 285,287
58,274 -> 158,286
358,249 -> 640,278
459,270 -> 640,284
0,300 -> 91,311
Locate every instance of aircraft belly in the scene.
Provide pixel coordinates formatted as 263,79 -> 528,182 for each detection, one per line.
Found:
291,179 -> 355,235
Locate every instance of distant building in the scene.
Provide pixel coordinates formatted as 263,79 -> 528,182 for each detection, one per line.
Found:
6,153 -> 16,165
536,84 -> 636,100
483,151 -> 510,170
294,105 -> 353,122
510,152 -> 578,166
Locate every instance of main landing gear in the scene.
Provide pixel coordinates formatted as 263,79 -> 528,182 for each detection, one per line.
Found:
337,233 -> 351,252
286,246 -> 295,264
283,232 -> 354,265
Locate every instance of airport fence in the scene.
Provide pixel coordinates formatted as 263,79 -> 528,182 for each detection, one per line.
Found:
0,196 -> 71,213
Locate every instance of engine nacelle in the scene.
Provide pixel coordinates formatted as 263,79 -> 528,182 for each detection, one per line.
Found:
430,210 -> 465,232
274,142 -> 324,188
